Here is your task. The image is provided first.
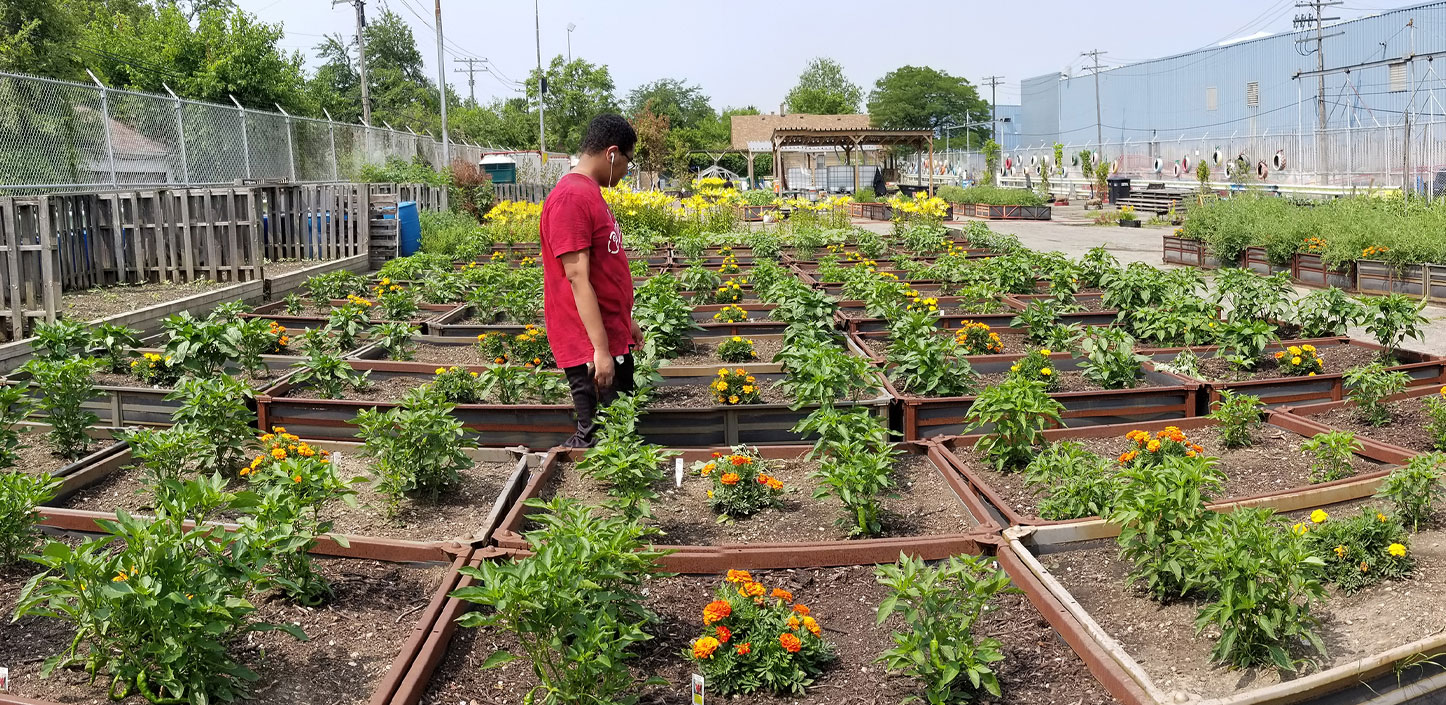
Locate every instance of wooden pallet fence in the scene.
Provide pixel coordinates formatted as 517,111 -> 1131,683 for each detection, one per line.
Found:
494,182 -> 552,203
257,184 -> 367,263
0,196 -> 61,341
368,186 -> 399,269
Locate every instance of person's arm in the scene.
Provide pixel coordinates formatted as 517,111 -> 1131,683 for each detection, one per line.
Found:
559,249 -> 615,388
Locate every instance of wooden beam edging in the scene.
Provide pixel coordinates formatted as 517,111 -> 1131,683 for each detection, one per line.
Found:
1001,528 -> 1446,705
263,253 -> 372,301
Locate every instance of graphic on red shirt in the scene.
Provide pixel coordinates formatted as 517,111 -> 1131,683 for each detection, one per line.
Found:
539,173 -> 635,369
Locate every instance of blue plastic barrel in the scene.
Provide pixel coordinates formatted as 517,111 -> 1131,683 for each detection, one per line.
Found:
397,201 -> 421,256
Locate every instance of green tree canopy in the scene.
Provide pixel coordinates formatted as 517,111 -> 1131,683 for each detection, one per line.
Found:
784,57 -> 862,115
625,78 -> 713,132
867,65 -> 988,141
307,10 -> 444,131
525,56 -> 619,154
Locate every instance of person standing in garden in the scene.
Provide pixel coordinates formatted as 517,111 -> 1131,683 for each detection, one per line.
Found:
540,114 -> 644,447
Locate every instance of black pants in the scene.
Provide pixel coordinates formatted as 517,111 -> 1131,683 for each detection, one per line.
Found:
561,353 -> 635,447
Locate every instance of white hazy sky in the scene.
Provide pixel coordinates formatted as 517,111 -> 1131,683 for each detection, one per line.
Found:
245,0 -> 1414,110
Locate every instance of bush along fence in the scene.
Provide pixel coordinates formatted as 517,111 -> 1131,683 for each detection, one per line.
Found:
0,182 -> 440,341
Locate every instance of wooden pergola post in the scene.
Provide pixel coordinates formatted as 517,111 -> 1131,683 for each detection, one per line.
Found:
747,153 -> 755,188
927,136 -> 935,196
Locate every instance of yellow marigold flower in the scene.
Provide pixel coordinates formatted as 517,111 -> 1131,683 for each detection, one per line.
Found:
1334,545 -> 1347,558
786,615 -> 801,630
1291,356 -> 1303,365
293,475 -> 302,483
112,571 -> 128,582
1378,513 -> 1389,522
1040,368 -> 1052,376
742,385 -> 755,393
259,433 -> 274,442
1388,543 -> 1407,557
692,636 -> 721,659
1292,523 -> 1309,535
1303,344 -> 1316,352
728,395 -> 740,404
435,367 -> 446,375
732,336 -> 742,342
1288,346 -> 1302,355
1311,509 -> 1328,523
1146,440 -> 1162,453
271,448 -> 287,460
1309,372 -> 1317,376
745,375 -> 756,383
1040,349 -> 1052,356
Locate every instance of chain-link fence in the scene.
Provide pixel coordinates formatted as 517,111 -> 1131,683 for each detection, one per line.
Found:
0,70 -> 503,193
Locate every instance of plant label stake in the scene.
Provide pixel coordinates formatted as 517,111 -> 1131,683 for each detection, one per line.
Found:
690,673 -> 704,704
675,458 -> 684,488
0,666 -> 8,690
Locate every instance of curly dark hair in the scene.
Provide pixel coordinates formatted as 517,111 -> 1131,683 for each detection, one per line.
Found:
578,114 -> 637,156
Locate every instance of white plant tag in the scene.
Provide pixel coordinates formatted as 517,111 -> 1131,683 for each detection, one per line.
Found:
0,666 -> 9,691
675,458 -> 684,488
690,673 -> 704,704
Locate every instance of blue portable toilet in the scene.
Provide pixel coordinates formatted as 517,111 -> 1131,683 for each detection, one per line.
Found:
397,201 -> 422,256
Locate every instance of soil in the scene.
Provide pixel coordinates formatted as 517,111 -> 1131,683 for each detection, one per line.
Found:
862,331 -> 1033,359
91,367 -> 278,389
1042,524 -> 1446,700
59,454 -> 515,542
1188,344 -> 1385,382
0,557 -> 446,705
387,342 -> 488,367
1309,396 -> 1441,453
421,565 -> 1119,705
456,313 -> 540,326
539,455 -> 974,544
12,435 -> 79,476
950,425 -> 1387,518
280,374 -> 562,405
61,279 -> 222,321
270,302 -> 435,324
650,381 -> 791,407
666,337 -> 785,368
972,369 -> 1164,395
262,259 -> 325,277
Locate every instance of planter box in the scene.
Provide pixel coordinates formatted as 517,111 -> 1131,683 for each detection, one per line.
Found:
839,303 -> 1018,334
1004,292 -> 1121,327
1160,235 -> 1227,268
264,254 -> 370,301
1241,246 -> 1291,275
960,203 -> 1052,221
737,204 -> 779,222
256,361 -> 892,448
883,355 -> 1200,440
1117,219 -> 1141,228
932,415 -> 1402,530
848,201 -> 892,220
1356,259 -> 1426,296
1293,252 -> 1355,290
490,443 -> 996,571
1139,337 -> 1444,412
1272,383 -> 1446,463
997,519 -> 1446,705
243,300 -> 461,333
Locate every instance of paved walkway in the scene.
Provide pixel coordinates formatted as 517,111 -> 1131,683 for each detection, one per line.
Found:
855,206 -> 1446,357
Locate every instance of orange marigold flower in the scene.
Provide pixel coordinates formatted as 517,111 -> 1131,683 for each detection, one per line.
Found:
692,636 -> 721,659
731,455 -> 749,466
802,616 -> 820,636
1146,440 -> 1162,453
771,588 -> 794,602
721,472 -> 740,485
715,625 -> 731,643
735,642 -> 751,655
739,582 -> 766,598
767,478 -> 783,491
702,600 -> 731,624
271,448 -> 287,460
786,615 -> 801,630
725,569 -> 753,584
779,633 -> 802,653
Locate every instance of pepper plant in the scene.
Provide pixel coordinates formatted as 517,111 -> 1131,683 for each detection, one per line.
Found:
1359,293 -> 1428,361
89,324 -> 141,373
167,375 -> 256,473
885,310 -> 977,398
325,302 -> 371,351
121,426 -> 210,490
963,375 -> 1063,472
31,319 -> 91,360
372,321 -> 417,361
217,317 -> 279,378
1207,390 -> 1264,448
1109,453 -> 1224,601
1024,441 -> 1119,520
290,348 -> 370,399
1343,363 -> 1409,426
1076,327 -> 1146,389
0,470 -> 60,564
577,394 -> 674,516
21,356 -> 100,459
811,436 -> 899,537
1301,431 -> 1361,483
353,386 -> 472,516
1374,453 -> 1446,531
1296,287 -> 1365,338
1216,319 -> 1278,370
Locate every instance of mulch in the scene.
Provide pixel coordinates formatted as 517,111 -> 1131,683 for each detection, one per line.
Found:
60,279 -> 222,321
666,337 -> 785,368
1188,344 -> 1383,382
1307,396 -> 1441,453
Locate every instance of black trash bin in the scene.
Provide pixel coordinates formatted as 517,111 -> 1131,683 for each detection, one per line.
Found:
1106,176 -> 1132,204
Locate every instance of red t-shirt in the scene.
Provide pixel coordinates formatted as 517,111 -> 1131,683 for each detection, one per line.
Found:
540,173 -> 635,369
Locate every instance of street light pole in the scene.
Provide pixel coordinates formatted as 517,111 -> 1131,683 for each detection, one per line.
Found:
434,0 -> 448,168
535,0 -> 546,155
567,22 -> 575,63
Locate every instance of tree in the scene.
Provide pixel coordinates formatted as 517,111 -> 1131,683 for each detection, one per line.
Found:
453,98 -> 537,149
625,78 -> 712,132
308,11 -> 439,130
525,56 -> 619,154
631,102 -> 670,188
982,139 -> 1001,187
784,57 -> 862,115
0,0 -> 83,78
867,66 -> 987,140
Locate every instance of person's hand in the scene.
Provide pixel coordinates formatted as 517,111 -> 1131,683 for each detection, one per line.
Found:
629,319 -> 645,347
592,348 -> 615,389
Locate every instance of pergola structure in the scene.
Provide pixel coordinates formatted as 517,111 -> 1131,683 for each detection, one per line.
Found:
769,127 -> 936,195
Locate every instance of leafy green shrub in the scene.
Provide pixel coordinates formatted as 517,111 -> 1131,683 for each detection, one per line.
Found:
1211,269 -> 1293,324
453,498 -> 666,705
1301,506 -> 1412,593
167,375 -> 256,474
963,376 -> 1063,472
31,319 -> 91,360
0,385 -> 35,469
1216,319 -> 1277,370
353,386 -> 471,516
1374,453 -> 1446,531
941,185 -> 1047,207
305,270 -> 368,303
325,301 -> 371,351
1109,454 -> 1224,601
372,321 -> 417,361
811,436 -> 899,537
1190,507 -> 1327,671
776,344 -> 879,408
792,404 -> 893,459
121,426 -> 209,489
874,553 -> 1019,704
1301,431 -> 1361,483
1296,287 -> 1365,338
1343,363 -> 1409,426
1207,390 -> 1264,448
577,394 -> 673,514
1076,327 -> 1145,389
633,276 -> 701,359
21,356 -> 100,459
0,470 -> 60,564
1024,441 -> 1118,520
290,348 -> 370,399
89,324 -> 141,373
1360,293 -> 1428,360
885,311 -> 977,398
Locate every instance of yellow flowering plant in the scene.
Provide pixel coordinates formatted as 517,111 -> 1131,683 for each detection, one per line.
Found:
1009,349 -> 1059,392
714,278 -> 746,304
1301,506 -> 1412,593
481,199 -> 543,244
691,446 -> 785,519
1274,344 -> 1324,376
712,368 -> 762,405
130,350 -> 184,386
953,321 -> 1005,355
712,304 -> 749,323
1425,386 -> 1446,451
686,570 -> 833,696
717,336 -> 758,363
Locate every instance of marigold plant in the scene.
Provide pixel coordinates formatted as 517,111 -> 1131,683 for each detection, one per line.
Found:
1009,349 -> 1059,392
716,336 -> 758,363
130,350 -> 184,387
713,304 -> 748,323
692,446 -> 784,519
686,570 -> 833,696
953,320 -> 1004,355
712,368 -> 762,406
1273,344 -> 1324,376
1118,426 -> 1204,469
475,331 -> 510,364
1425,386 -> 1446,451
1301,506 -> 1412,593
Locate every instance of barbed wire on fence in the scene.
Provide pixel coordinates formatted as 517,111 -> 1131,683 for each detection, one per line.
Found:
0,70 -> 567,194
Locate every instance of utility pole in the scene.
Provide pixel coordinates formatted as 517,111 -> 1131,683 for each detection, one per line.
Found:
567,23 -> 576,63
981,76 -> 1004,143
1082,50 -> 1105,158
534,0 -> 546,156
434,0 -> 449,167
1294,2 -> 1342,167
334,0 -> 371,125
454,58 -> 482,104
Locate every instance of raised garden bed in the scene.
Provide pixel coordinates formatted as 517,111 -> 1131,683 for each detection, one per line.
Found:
1004,292 -> 1121,326
1274,383 -> 1446,459
491,443 -> 987,569
848,201 -> 893,220
256,361 -> 892,448
1355,259 -> 1427,297
835,297 -> 1016,328
1241,246 -> 1291,276
882,354 -> 1200,439
423,304 -> 539,338
1293,252 -> 1356,290
954,203 -> 1053,220
246,299 -> 460,327
1160,234 -> 1228,268
934,416 -> 1397,530
737,203 -> 779,222
843,310 -> 1020,335
850,325 -> 1034,364
1002,509 -> 1446,704
1140,337 -> 1444,411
